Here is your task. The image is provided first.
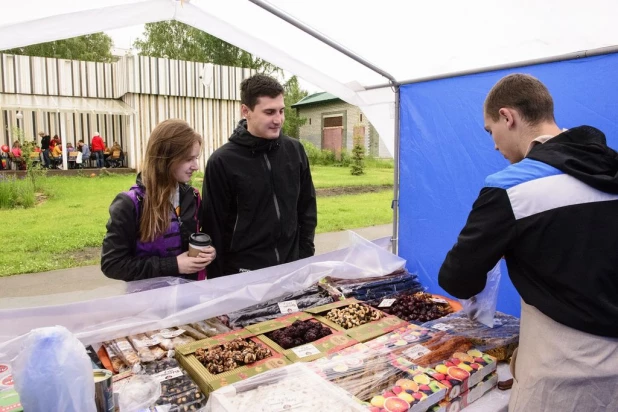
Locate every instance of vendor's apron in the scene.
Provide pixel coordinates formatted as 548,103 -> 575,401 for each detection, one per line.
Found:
509,301 -> 618,412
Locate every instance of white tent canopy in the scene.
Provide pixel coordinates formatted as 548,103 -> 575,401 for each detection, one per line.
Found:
2,0 -> 617,156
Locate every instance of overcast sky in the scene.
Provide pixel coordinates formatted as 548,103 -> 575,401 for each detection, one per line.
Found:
105,24 -> 322,94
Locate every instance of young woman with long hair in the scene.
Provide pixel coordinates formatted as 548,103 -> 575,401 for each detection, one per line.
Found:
101,119 -> 215,281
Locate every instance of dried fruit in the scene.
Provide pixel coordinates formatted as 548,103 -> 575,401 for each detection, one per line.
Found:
266,320 -> 332,349
194,338 -> 271,374
325,303 -> 384,329
374,292 -> 452,323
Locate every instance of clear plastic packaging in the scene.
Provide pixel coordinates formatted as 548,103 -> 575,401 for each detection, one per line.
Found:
205,363 -> 366,411
225,284 -> 333,329
12,326 -> 96,412
320,269 -> 425,302
422,311 -> 520,361
116,374 -> 161,412
0,233 -> 405,362
459,263 -> 501,328
141,357 -> 207,412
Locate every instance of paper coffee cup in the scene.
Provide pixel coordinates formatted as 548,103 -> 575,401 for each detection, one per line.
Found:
188,233 -> 212,257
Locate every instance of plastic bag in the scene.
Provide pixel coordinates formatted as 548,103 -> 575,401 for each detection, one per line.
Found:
459,262 -> 501,328
12,326 -> 96,412
117,374 -> 161,412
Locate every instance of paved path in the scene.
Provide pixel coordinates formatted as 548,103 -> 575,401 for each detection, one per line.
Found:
0,224 -> 392,308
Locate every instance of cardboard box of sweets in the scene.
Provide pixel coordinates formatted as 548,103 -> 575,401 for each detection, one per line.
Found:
393,348 -> 497,401
429,372 -> 499,412
175,328 -> 291,396
208,363 -> 366,411
248,312 -> 359,362
364,324 -> 436,355
305,298 -> 408,342
307,347 -> 447,412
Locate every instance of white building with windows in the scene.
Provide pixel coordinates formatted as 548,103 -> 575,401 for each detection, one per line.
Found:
0,53 -> 255,170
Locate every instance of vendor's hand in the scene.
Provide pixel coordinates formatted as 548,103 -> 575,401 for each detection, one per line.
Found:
176,250 -> 213,274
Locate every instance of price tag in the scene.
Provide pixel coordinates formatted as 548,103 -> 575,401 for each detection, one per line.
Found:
378,298 -> 396,308
152,367 -> 184,383
278,300 -> 299,314
431,323 -> 454,331
266,393 -> 304,411
403,344 -> 431,360
431,298 -> 448,304
291,343 -> 321,358
158,329 -> 186,339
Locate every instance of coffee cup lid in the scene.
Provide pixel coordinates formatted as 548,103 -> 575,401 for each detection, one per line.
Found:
190,233 -> 211,246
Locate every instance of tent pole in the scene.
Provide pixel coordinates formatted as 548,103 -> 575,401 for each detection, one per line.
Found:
392,85 -> 401,254
248,0 -> 398,85
364,45 -> 618,90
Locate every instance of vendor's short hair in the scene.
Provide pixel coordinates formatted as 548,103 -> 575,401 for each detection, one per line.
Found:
484,74 -> 555,125
241,74 -> 284,110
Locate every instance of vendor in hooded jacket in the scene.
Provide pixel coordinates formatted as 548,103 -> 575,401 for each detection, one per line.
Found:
439,74 -> 618,412
202,74 -> 317,278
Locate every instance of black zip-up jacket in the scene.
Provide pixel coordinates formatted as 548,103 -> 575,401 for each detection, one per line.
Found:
439,126 -> 618,337
202,120 -> 317,278
40,134 -> 50,150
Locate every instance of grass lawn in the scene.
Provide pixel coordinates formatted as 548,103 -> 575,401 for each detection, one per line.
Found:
317,190 -> 393,233
310,166 -> 393,189
0,167 -> 394,276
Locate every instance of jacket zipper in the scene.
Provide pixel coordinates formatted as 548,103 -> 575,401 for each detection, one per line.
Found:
230,196 -> 239,251
263,153 -> 281,264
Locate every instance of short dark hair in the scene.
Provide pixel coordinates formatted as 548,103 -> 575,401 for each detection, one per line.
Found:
484,74 -> 555,125
241,74 -> 284,110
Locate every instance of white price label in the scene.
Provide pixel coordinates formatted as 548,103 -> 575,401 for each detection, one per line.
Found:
378,298 -> 396,308
266,394 -> 304,411
431,323 -> 454,331
403,344 -> 431,360
278,300 -> 300,314
291,343 -> 321,358
158,329 -> 186,339
431,298 -> 448,304
152,367 -> 184,383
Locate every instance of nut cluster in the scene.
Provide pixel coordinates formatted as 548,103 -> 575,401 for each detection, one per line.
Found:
379,292 -> 452,323
194,338 -> 271,374
325,303 -> 383,329
267,320 -> 332,349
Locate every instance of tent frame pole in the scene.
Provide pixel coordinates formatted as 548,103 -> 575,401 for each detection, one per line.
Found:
392,86 -> 400,254
365,45 -> 618,90
248,0 -> 398,85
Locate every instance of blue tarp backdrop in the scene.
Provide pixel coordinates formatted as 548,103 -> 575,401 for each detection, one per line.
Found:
398,52 -> 618,317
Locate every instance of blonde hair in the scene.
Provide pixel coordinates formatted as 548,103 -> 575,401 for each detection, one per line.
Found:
484,74 -> 555,125
139,119 -> 202,243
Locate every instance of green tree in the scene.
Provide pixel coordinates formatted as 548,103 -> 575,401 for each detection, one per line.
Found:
2,33 -> 114,62
134,21 -> 279,74
283,76 -> 308,138
350,132 -> 365,176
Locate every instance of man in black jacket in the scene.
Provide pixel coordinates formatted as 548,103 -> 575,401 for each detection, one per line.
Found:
39,131 -> 51,168
202,74 -> 317,278
439,74 -> 618,411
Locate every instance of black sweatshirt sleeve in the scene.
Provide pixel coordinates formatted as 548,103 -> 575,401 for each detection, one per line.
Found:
297,147 -> 317,258
438,187 -> 516,299
101,193 -> 179,281
202,155 -> 233,278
